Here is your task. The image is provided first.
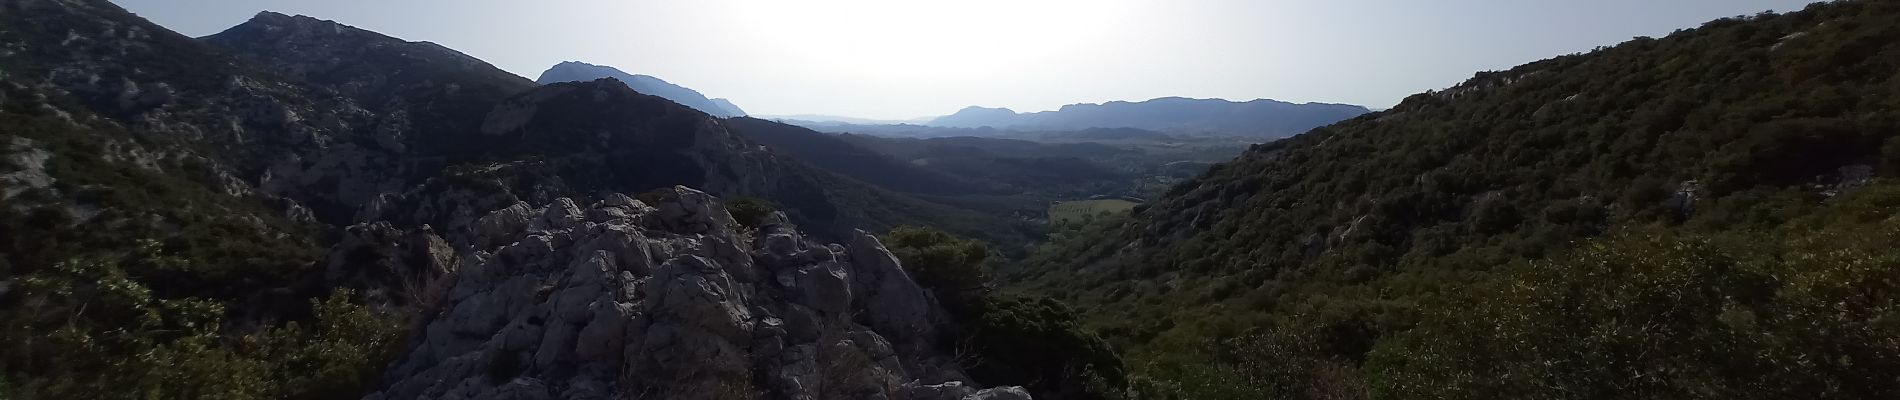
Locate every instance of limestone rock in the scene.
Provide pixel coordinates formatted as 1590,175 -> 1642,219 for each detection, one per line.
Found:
365,187 -> 1024,400
845,231 -> 944,371
965,386 -> 1034,400
904,381 -> 977,400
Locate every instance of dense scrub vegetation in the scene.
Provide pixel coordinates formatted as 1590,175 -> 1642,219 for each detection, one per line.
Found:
1371,192 -> 1900,398
881,226 -> 1126,399
1136,188 -> 1900,399
1015,1 -> 1900,398
0,88 -> 406,399
2,266 -> 405,400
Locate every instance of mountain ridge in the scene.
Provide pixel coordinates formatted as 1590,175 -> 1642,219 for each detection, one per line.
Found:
535,60 -> 747,118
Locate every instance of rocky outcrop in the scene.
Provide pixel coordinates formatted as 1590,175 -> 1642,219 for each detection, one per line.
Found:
0,137 -> 54,200
365,186 -> 1025,400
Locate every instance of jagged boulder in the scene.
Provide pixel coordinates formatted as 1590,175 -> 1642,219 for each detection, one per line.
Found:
364,186 -> 1027,400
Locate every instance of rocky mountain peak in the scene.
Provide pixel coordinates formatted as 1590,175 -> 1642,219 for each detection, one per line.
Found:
361,186 -> 1028,400
550,60 -> 602,69
240,11 -> 333,30
206,10 -> 523,84
222,11 -> 371,44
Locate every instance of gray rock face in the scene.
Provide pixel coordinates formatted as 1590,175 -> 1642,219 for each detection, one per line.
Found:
845,231 -> 947,373
367,186 -> 1025,400
1,137 -> 55,200
901,381 -> 1034,400
964,386 -> 1034,400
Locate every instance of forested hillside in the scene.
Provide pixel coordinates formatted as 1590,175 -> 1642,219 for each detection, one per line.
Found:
1016,2 -> 1900,398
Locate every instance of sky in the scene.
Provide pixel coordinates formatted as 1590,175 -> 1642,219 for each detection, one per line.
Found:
114,0 -> 1814,120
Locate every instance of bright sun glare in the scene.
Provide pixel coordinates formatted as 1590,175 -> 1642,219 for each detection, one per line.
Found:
731,0 -> 1140,81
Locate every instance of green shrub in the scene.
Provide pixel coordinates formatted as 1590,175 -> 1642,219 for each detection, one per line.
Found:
725,197 -> 779,228
1369,220 -> 1900,399
880,226 -> 1127,399
883,225 -> 993,304
0,255 -> 407,400
962,294 -> 1127,400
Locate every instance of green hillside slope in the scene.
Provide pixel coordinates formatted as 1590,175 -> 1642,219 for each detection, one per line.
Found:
1016,2 -> 1900,398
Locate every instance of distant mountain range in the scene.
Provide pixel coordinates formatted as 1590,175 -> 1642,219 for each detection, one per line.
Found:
535,61 -> 746,117
759,114 -> 935,125
533,64 -> 1359,139
925,97 -> 1369,139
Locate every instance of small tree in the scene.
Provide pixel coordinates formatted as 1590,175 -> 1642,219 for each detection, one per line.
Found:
881,226 -> 992,306
879,226 -> 1127,400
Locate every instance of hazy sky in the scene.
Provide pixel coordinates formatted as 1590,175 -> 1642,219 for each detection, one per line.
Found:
116,0 -> 1812,119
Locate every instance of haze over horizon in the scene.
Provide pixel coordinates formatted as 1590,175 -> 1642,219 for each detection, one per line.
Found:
115,0 -> 1811,120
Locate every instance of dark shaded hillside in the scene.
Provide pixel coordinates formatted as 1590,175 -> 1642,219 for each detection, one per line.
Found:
204,12 -> 536,158
1018,1 -> 1900,398
722,117 -> 999,196
443,79 -> 1034,244
196,12 -> 1029,246
198,12 -> 547,223
0,0 -> 412,397
0,1 -> 1035,397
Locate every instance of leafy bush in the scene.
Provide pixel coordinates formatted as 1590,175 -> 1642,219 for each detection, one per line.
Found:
962,295 -> 1127,400
725,196 -> 779,228
883,226 -> 993,304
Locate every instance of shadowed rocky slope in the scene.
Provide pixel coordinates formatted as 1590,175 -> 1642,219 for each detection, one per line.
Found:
0,1 -> 1044,398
